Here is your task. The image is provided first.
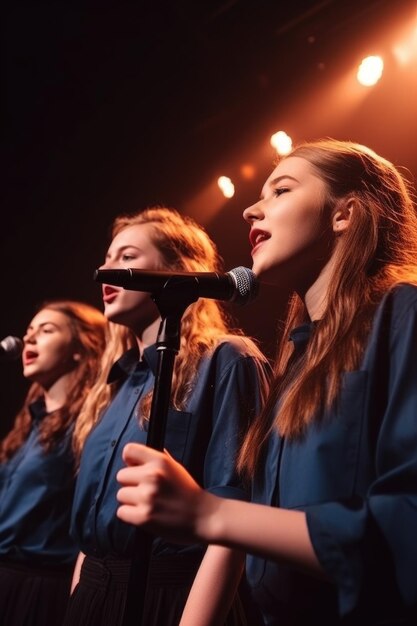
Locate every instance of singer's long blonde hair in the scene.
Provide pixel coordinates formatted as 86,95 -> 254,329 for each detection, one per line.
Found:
238,139 -> 417,478
73,206 -> 248,459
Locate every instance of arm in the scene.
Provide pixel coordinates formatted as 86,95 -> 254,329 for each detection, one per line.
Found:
117,288 -> 417,619
177,341 -> 271,624
71,551 -> 86,593
116,443 -> 323,577
179,545 -> 245,626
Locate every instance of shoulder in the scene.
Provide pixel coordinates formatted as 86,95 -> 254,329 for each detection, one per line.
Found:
206,334 -> 271,383
195,335 -> 270,394
213,333 -> 268,362
368,283 -> 417,351
386,281 -> 417,301
377,282 -> 417,326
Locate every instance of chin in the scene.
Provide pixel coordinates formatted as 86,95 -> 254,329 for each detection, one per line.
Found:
105,309 -> 131,327
250,259 -> 261,276
251,262 -> 269,281
23,372 -> 41,384
23,365 -> 36,378
255,266 -> 281,286
251,256 -> 273,279
106,313 -> 126,325
104,304 -> 122,320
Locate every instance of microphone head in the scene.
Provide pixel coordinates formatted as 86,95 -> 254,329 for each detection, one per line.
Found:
0,335 -> 24,360
227,267 -> 259,305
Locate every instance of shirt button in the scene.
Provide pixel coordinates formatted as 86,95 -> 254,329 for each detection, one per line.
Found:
111,440 -> 116,447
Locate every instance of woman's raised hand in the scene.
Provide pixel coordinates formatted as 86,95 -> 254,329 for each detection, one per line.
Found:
116,443 -> 217,544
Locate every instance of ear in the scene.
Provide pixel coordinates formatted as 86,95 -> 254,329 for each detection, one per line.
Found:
332,198 -> 354,234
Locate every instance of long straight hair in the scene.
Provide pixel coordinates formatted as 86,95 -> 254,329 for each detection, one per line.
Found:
0,300 -> 107,463
238,139 -> 417,477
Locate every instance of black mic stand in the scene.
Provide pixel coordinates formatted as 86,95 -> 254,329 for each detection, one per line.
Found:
121,285 -> 199,626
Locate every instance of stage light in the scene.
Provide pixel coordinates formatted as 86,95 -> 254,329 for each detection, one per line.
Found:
240,164 -> 256,180
357,55 -> 384,86
217,176 -> 235,198
270,131 -> 293,155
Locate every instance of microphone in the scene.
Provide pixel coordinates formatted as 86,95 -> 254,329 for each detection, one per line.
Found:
94,266 -> 259,306
0,335 -> 23,360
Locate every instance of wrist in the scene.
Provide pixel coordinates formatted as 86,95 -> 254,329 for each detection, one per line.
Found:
194,492 -> 229,545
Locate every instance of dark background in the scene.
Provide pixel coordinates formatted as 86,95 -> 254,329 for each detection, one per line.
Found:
2,0 -> 417,434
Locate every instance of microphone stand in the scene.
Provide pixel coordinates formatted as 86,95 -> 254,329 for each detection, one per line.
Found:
121,285 -> 199,626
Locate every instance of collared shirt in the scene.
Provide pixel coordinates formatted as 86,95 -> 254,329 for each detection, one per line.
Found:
247,284 -> 417,625
71,336 -> 270,558
0,399 -> 77,565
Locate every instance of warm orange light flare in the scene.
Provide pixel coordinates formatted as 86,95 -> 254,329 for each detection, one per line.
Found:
393,23 -> 417,66
217,176 -> 235,198
357,55 -> 384,86
270,131 -> 293,155
240,164 -> 256,180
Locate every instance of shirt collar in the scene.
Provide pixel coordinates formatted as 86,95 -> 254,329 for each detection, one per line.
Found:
29,397 -> 48,422
288,321 -> 317,355
107,344 -> 159,384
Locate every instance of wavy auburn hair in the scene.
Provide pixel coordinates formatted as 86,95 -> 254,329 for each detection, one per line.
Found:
73,206 -> 237,455
238,139 -> 417,477
0,300 -> 108,464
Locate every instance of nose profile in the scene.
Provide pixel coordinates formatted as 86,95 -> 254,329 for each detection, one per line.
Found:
243,201 -> 263,224
23,328 -> 37,344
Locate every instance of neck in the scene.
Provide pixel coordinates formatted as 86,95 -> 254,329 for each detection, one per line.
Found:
303,256 -> 336,321
43,373 -> 72,413
135,316 -> 161,356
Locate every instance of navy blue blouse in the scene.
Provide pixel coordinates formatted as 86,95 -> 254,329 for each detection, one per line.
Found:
247,284 -> 417,624
0,399 -> 77,565
71,336 -> 269,558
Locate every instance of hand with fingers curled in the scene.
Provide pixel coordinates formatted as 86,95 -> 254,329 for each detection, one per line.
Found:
116,442 -> 217,545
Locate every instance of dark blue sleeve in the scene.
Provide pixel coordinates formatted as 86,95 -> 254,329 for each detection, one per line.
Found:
203,338 -> 269,500
306,287 -> 417,616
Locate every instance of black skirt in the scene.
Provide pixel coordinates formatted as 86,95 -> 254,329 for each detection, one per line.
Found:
63,554 -> 254,626
0,560 -> 73,626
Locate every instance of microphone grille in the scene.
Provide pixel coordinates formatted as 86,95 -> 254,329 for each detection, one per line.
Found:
228,267 -> 259,305
1,335 -> 24,360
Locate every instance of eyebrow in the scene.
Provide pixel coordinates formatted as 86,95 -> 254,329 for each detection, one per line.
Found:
26,321 -> 60,332
268,174 -> 299,186
105,244 -> 141,259
259,174 -> 299,199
